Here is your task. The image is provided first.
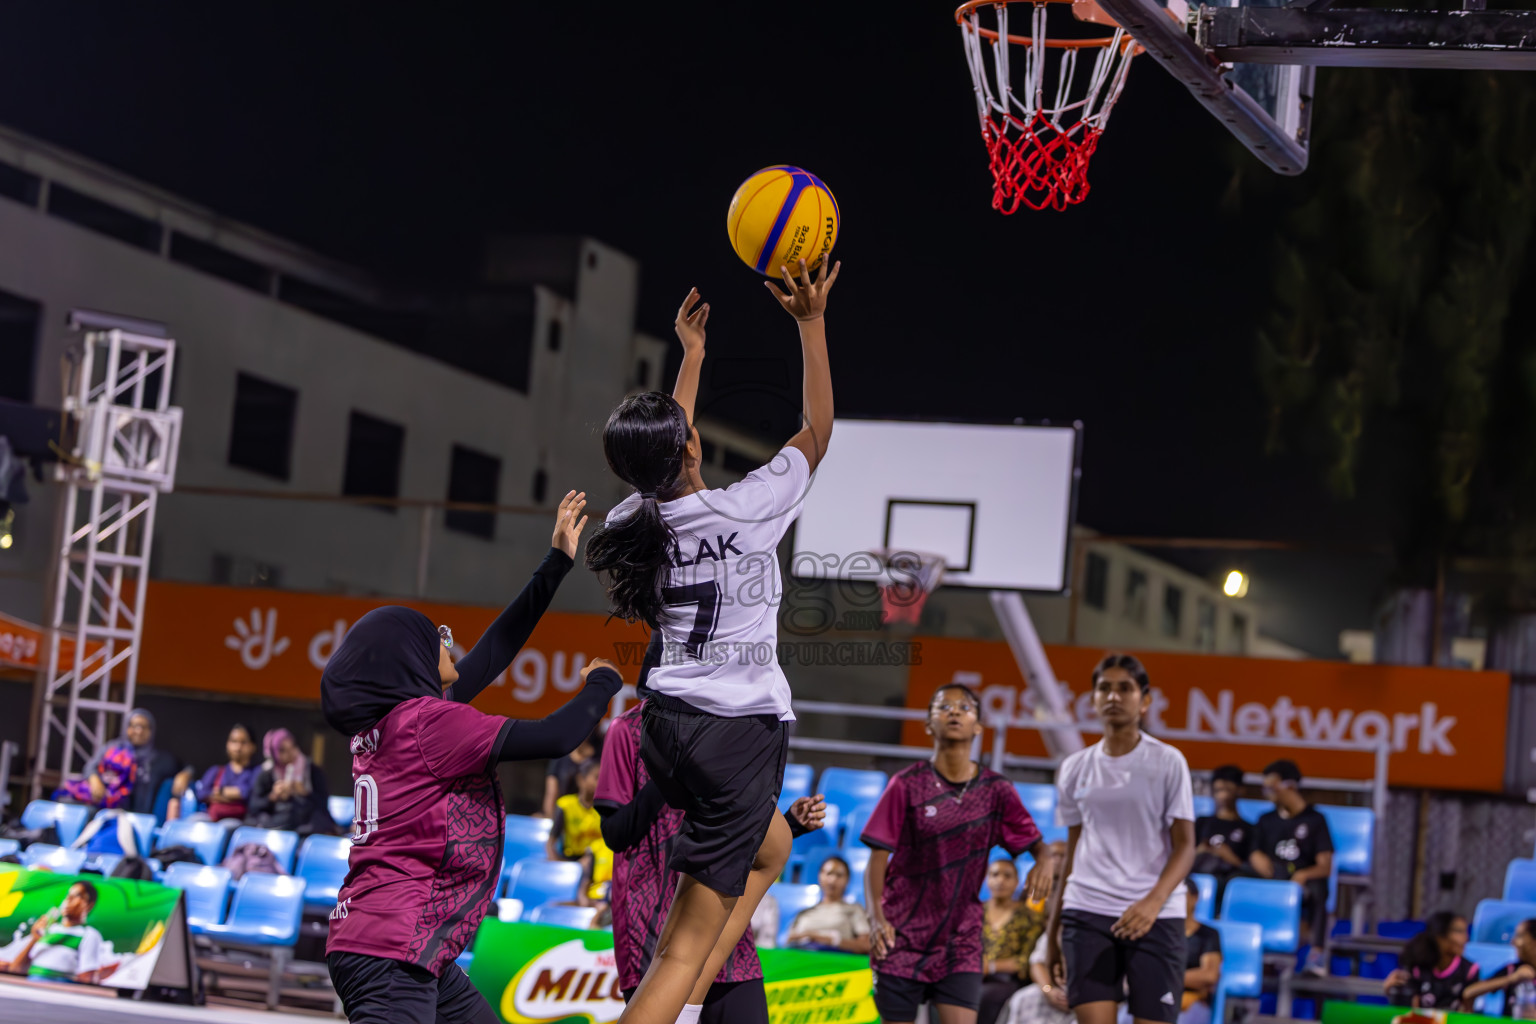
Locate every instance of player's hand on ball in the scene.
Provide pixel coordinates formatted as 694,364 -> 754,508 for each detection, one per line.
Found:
1110,896 -> 1160,941
767,256 -> 841,322
675,288 -> 709,354
788,795 -> 827,833
552,490 -> 589,559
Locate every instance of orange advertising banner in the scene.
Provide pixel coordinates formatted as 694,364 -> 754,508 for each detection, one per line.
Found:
139,581 -> 650,720
0,611 -> 103,672
900,638 -> 1510,792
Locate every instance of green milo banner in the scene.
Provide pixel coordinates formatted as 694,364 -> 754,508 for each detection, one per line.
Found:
468,919 -> 878,1024
0,867 -> 189,991
1321,1001 -> 1515,1024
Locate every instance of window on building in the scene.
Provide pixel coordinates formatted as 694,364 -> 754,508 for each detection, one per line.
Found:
547,321 -> 562,352
532,467 -> 548,504
169,232 -> 271,292
1123,569 -> 1148,625
227,372 -> 297,480
46,184 -> 162,252
1162,585 -> 1184,637
0,162 -> 41,207
0,288 -> 42,403
1084,552 -> 1109,610
342,411 -> 405,511
445,444 -> 501,539
211,553 -> 283,588
1196,597 -> 1217,651
1231,613 -> 1249,654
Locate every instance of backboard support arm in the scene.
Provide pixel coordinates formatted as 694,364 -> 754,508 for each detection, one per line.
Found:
1205,7 -> 1536,67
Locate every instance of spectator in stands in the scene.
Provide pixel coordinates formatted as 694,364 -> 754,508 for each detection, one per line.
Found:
1248,759 -> 1333,973
1004,933 -> 1074,1024
1174,878 -> 1223,1024
979,857 -> 1044,1024
53,742 -> 136,810
548,758 -> 612,907
1464,917 -> 1536,1017
1193,765 -> 1252,899
93,710 -> 192,820
249,727 -> 329,834
542,727 -> 601,819
785,855 -> 871,954
192,724 -> 258,822
1383,911 -> 1478,1010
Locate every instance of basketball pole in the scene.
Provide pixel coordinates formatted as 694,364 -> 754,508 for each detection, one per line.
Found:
988,590 -> 1085,760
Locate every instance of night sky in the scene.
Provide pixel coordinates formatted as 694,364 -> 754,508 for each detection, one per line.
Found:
0,3 -> 1398,653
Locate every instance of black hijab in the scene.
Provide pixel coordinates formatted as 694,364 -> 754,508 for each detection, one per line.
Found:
321,606 -> 443,736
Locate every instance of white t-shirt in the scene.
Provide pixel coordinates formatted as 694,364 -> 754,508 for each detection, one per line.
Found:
1057,733 -> 1194,920
27,922 -> 104,980
606,445 -> 810,719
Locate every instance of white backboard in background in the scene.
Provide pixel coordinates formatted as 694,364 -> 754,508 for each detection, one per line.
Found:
792,418 -> 1080,592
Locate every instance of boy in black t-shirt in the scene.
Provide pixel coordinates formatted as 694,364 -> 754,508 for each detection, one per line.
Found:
1249,759 -> 1333,973
1193,765 -> 1252,899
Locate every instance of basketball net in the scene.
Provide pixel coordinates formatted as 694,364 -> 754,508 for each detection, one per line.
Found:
957,1 -> 1141,212
875,550 -> 947,627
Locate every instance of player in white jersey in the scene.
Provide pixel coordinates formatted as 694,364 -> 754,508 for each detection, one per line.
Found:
586,256 -> 840,1024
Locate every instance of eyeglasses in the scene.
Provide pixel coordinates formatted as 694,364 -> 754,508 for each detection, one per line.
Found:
438,625 -> 453,650
931,701 -> 978,715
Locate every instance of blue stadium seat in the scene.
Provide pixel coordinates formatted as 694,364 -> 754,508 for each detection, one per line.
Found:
781,763 -> 815,807
504,815 -> 553,873
497,897 -> 525,922
1317,805 -> 1373,876
1194,794 -> 1216,819
841,846 -> 871,903
328,796 -> 355,832
162,862 -> 233,931
817,768 -> 888,819
1237,799 -> 1274,824
228,827 -> 299,873
768,882 -> 822,946
295,835 -> 352,914
181,790 -> 198,819
527,903 -> 598,929
1211,919 -> 1264,1024
1473,900 -> 1536,944
0,839 -> 18,859
20,844 -> 87,874
1191,873 -> 1218,922
159,819 -> 232,866
1221,878 -> 1302,953
1465,941 -> 1518,1014
839,802 -> 877,851
198,873 -> 307,946
1015,783 -> 1066,844
505,858 -> 584,908
1507,860 -> 1536,903
83,853 -> 122,876
20,800 -> 91,847
89,809 -> 157,856
786,804 -> 841,882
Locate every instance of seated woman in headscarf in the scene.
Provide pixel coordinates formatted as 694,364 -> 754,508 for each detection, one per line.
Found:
249,728 -> 328,833
75,710 -> 192,820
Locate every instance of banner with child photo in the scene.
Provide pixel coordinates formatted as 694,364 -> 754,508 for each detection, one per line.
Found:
0,868 -> 191,991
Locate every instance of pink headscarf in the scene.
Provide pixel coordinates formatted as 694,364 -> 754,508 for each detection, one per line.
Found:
263,728 -> 309,789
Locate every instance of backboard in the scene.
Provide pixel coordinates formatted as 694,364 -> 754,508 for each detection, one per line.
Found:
791,418 -> 1082,592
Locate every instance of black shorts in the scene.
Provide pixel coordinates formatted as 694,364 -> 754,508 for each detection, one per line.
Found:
327,952 -> 499,1024
640,691 -> 788,897
872,970 -> 982,1022
1061,910 -> 1184,1024
623,978 -> 769,1024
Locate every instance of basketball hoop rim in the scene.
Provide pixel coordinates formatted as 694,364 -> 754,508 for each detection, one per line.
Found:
955,0 -> 1136,51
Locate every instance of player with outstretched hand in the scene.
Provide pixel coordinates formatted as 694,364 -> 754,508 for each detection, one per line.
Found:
322,494 -> 625,1024
861,682 -> 1054,1024
586,255 -> 839,1024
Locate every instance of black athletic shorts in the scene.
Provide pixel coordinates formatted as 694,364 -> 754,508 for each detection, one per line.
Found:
622,978 -> 769,1024
640,690 -> 788,897
1061,909 -> 1185,1023
327,951 -> 499,1024
872,970 -> 982,1022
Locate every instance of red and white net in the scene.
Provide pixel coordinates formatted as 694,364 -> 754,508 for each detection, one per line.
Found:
959,2 -> 1139,212
877,551 -> 947,627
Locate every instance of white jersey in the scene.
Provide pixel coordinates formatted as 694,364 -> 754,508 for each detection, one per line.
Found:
1056,732 -> 1194,920
606,445 -> 810,720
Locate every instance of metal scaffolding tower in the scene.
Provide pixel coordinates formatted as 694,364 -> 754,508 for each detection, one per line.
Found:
31,326 -> 182,799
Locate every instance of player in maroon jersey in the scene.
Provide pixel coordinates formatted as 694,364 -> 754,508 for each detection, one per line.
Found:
862,682 -> 1054,1024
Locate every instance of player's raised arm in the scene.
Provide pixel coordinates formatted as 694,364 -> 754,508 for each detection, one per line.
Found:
672,288 -> 708,423
767,256 -> 840,471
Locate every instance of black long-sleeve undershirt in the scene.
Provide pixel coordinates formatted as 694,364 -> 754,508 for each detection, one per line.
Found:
450,547 -> 572,706
491,668 -> 623,766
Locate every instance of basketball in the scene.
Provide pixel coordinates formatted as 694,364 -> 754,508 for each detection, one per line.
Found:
726,165 -> 839,277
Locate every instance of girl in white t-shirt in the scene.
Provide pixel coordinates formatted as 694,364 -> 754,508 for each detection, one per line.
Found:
1046,654 -> 1196,1024
586,257 -> 840,1024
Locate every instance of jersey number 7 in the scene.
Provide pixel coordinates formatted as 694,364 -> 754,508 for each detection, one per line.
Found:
662,582 -> 720,658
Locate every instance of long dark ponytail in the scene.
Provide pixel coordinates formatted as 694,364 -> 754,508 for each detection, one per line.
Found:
585,392 -> 689,626
1400,911 -> 1464,971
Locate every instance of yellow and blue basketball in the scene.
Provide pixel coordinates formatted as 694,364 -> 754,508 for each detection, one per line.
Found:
726,165 -> 839,277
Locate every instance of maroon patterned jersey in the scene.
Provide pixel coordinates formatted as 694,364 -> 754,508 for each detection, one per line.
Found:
326,696 -> 506,975
860,762 -> 1040,983
597,703 -> 762,991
